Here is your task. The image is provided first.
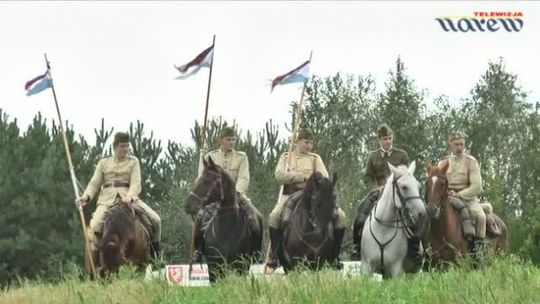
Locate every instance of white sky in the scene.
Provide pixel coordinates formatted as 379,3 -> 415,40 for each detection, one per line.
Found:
0,1 -> 538,147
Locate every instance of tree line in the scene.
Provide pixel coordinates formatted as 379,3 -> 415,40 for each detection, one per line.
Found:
1,57 -> 539,286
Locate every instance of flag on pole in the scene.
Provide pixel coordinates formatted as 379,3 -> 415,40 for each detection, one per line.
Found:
174,45 -> 214,79
25,70 -> 52,96
271,60 -> 310,92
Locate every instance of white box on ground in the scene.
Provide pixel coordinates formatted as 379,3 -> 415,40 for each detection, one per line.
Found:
165,264 -> 210,286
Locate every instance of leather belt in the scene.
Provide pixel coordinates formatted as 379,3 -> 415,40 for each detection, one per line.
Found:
102,182 -> 130,189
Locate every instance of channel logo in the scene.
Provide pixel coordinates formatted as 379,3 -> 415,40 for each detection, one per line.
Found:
436,11 -> 524,32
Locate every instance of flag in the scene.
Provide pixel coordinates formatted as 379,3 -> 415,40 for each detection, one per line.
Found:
25,70 -> 52,96
271,60 -> 310,92
174,45 -> 214,79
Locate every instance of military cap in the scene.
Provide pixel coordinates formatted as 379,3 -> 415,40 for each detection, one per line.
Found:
113,132 -> 130,146
219,127 -> 236,139
448,131 -> 466,143
297,130 -> 313,141
377,123 -> 393,138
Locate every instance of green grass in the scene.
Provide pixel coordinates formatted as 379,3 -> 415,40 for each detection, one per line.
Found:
2,256 -> 539,304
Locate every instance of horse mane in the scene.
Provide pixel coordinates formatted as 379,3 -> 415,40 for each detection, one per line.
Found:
301,171 -> 325,200
102,204 -> 135,240
100,203 -> 135,262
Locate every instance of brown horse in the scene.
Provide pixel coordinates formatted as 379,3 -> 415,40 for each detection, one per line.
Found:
85,202 -> 150,277
424,163 -> 508,267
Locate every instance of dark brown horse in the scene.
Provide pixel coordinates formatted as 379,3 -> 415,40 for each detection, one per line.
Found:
85,202 -> 150,277
184,157 -> 263,282
279,172 -> 338,272
424,163 -> 508,267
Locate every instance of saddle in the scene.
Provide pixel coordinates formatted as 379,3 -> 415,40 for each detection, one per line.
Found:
480,202 -> 503,237
126,204 -> 152,240
450,199 -> 502,239
199,197 -> 258,234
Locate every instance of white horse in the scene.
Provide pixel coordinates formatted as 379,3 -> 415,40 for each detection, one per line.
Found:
360,161 -> 427,278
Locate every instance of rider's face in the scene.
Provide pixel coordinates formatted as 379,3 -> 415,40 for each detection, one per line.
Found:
378,135 -> 393,150
450,139 -> 465,155
296,139 -> 314,154
114,142 -> 130,158
220,136 -> 236,152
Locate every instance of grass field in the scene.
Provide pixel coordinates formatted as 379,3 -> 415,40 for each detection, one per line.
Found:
1,256 -> 539,304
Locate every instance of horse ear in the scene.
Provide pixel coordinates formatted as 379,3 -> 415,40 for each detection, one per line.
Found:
203,157 -> 209,168
388,163 -> 398,176
208,156 -> 216,169
441,160 -> 450,174
408,161 -> 416,175
426,162 -> 432,173
332,172 -> 338,188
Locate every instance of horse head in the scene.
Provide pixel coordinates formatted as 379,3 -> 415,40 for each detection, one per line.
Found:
98,204 -> 133,274
303,171 -> 337,230
425,161 -> 449,220
185,156 -> 237,214
388,161 -> 427,227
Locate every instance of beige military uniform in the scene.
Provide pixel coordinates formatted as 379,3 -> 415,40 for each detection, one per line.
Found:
205,149 -> 249,197
83,155 -> 161,250
269,151 -> 347,229
438,153 -> 486,238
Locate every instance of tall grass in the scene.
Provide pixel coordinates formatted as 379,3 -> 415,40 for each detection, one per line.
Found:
2,256 -> 539,304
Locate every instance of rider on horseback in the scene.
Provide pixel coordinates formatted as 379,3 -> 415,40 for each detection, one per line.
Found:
77,132 -> 162,265
266,130 -> 347,270
192,127 -> 262,263
437,131 -> 486,257
352,124 -> 420,263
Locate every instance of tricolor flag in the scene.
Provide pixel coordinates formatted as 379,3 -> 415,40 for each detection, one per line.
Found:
271,60 -> 310,92
25,70 -> 53,96
174,45 -> 214,79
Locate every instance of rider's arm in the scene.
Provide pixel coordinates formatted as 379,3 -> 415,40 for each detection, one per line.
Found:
236,154 -> 250,195
83,159 -> 104,201
458,158 -> 482,201
314,155 -> 329,178
275,153 -> 304,184
127,158 -> 142,200
402,150 -> 411,166
363,154 -> 375,189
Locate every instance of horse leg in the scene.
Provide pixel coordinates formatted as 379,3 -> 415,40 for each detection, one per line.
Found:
386,260 -> 405,279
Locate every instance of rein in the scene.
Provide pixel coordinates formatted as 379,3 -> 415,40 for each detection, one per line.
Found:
188,169 -> 227,208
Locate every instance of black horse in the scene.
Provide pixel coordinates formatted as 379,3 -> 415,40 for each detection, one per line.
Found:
278,171 -> 338,272
184,156 -> 263,282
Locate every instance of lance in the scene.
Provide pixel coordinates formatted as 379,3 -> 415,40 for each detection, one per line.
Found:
264,51 -> 313,274
189,35 -> 216,278
45,53 -> 97,278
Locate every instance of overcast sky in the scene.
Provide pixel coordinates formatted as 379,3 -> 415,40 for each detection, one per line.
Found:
0,1 -> 538,147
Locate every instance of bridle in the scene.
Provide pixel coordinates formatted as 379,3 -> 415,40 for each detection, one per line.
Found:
188,169 -> 225,208
373,175 -> 423,231
368,174 -> 424,271
425,173 -> 449,220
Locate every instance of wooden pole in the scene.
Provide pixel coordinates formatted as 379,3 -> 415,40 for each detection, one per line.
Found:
45,53 -> 97,278
264,51 -> 313,274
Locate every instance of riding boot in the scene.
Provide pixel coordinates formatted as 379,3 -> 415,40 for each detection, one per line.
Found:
331,228 -> 345,269
150,241 -> 161,259
351,222 -> 365,260
469,236 -> 485,268
266,227 -> 282,269
407,236 -> 422,269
